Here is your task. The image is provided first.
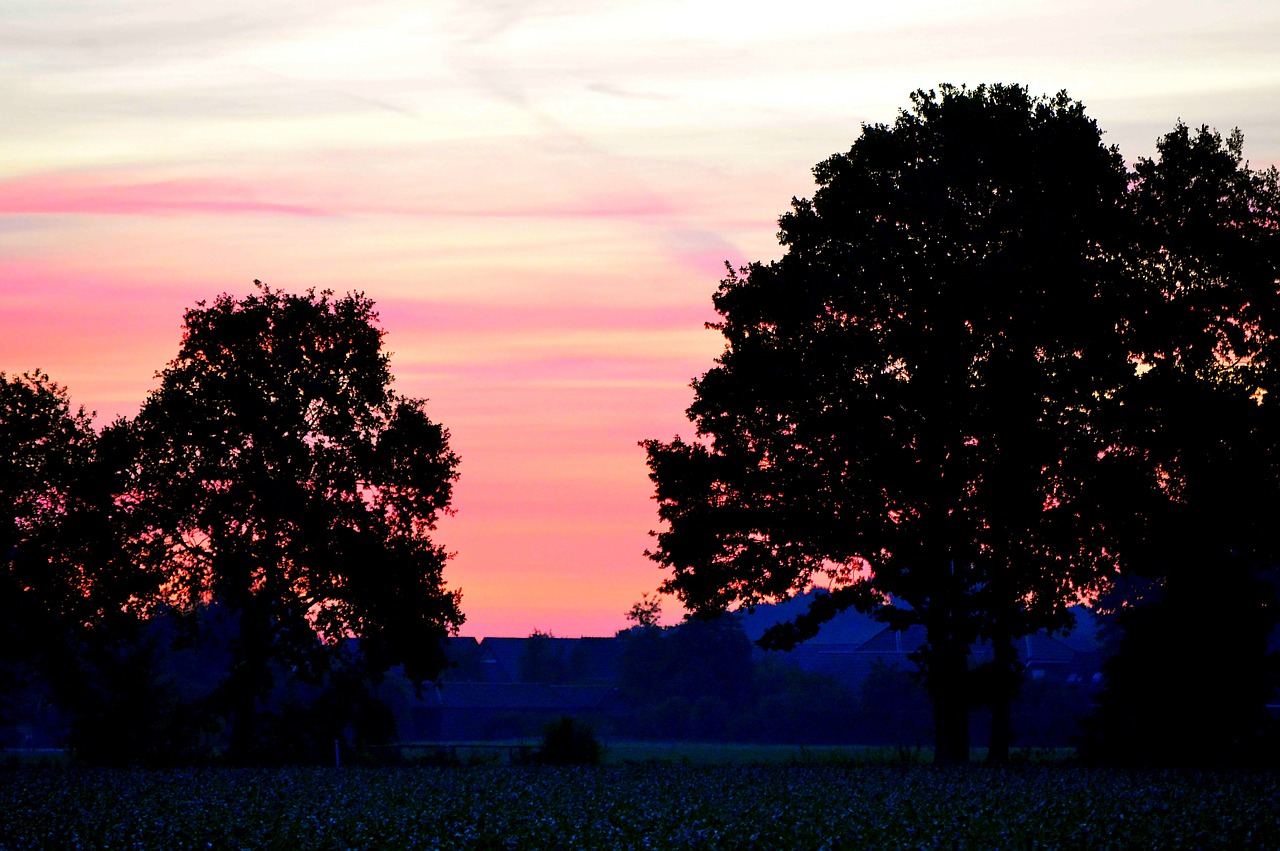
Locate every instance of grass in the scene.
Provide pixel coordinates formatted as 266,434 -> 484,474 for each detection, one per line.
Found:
0,747 -> 70,767
394,740 -> 1074,765
602,741 -> 928,765
1,763 -> 1275,849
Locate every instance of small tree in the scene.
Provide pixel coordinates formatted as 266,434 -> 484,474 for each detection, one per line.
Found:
518,630 -> 568,683
536,716 -> 602,765
625,593 -> 663,629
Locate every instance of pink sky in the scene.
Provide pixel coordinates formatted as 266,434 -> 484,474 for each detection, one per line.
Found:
3,0 -> 1279,637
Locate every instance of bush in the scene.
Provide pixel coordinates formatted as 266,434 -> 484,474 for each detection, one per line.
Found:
536,717 -> 602,765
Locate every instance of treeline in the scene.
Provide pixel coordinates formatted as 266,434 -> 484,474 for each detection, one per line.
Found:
597,618 -> 929,746
490,613 -> 1094,751
1,285 -> 462,764
613,608 -> 1277,761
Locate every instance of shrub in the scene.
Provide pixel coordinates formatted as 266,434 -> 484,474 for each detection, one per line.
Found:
536,717 -> 602,765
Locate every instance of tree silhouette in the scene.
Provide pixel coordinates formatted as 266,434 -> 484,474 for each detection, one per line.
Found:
0,372 -> 150,749
1,371 -> 97,635
121,283 -> 463,760
644,85 -> 1157,763
0,370 -> 99,727
1081,124 -> 1280,765
624,592 -> 663,629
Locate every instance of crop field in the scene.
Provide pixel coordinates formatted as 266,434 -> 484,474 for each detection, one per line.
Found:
385,742 -> 935,766
384,741 -> 1073,766
2,764 -> 1277,849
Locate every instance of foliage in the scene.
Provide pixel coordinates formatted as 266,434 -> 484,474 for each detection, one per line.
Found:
1078,123 -> 1280,766
611,615 -> 866,744
643,85 -> 1280,763
615,615 -> 755,737
115,283 -> 462,760
1080,572 -> 1280,767
63,623 -> 192,766
0,371 -> 145,749
730,658 -> 858,745
0,371 -> 105,646
852,661 -> 932,748
3,765 -> 1278,849
1,286 -> 463,764
536,716 -> 603,765
624,593 -> 663,628
517,631 -> 569,684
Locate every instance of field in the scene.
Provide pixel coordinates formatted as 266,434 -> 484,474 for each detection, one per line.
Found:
381,741 -> 1074,766
3,763 -> 1278,849
383,742 -> 933,766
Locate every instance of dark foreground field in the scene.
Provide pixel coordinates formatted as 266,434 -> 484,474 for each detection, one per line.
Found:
2,764 -> 1277,850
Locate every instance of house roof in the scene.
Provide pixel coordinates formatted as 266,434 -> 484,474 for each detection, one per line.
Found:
440,636 -> 626,684
472,638 -> 527,681
1019,632 -> 1078,664
855,624 -> 928,654
737,590 -> 893,647
418,682 -> 615,711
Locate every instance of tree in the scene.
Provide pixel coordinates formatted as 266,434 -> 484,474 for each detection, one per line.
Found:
536,716 -> 602,765
1080,124 -> 1280,765
644,85 -> 1151,763
615,615 -> 754,739
0,372 -> 161,755
0,371 -> 97,734
121,283 -> 463,761
1,371 -> 99,637
518,630 -> 568,683
624,592 -> 663,629
1,370 -> 210,763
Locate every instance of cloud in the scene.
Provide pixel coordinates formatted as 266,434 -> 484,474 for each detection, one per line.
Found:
385,193 -> 681,220
0,173 -> 330,217
0,164 -> 717,222
0,1 -> 357,73
379,299 -> 713,333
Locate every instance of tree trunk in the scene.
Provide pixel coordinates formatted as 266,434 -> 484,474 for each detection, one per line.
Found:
987,695 -> 1011,764
227,598 -> 273,763
932,688 -> 971,765
986,634 -> 1020,765
925,633 -> 971,765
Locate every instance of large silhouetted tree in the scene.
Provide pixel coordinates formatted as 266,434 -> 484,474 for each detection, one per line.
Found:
645,85 -> 1166,763
122,283 -> 463,760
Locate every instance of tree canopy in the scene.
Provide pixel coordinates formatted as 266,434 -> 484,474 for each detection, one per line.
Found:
3,285 -> 461,763
1079,123 -> 1280,766
644,85 -> 1280,763
0,371 -> 101,663
114,283 -> 463,758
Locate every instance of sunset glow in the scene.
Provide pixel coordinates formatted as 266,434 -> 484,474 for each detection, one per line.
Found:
3,0 -> 1279,637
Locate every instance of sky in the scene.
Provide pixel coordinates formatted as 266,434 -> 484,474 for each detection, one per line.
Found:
3,0 -> 1279,638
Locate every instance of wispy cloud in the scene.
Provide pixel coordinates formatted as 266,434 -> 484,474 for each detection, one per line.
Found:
379,299 -> 714,332
0,173 -> 330,217
0,1 -> 357,73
